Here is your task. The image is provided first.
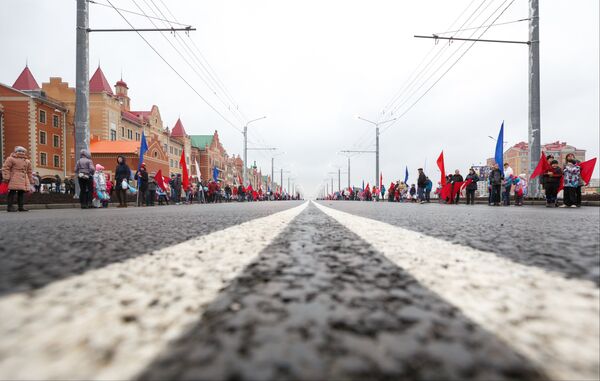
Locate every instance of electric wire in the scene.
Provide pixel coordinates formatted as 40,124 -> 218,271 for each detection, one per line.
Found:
104,0 -> 242,132
87,0 -> 190,27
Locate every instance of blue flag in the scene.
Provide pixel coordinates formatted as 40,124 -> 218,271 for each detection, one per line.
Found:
404,166 -> 409,183
212,166 -> 219,182
495,122 -> 504,175
138,131 -> 148,171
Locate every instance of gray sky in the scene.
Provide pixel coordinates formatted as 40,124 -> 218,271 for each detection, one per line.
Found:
1,0 -> 598,196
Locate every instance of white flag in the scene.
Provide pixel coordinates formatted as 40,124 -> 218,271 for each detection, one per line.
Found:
194,159 -> 202,180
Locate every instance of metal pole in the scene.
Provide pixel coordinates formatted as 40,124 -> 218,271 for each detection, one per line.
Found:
288,177 -> 290,195
331,177 -> 333,195
243,125 -> 247,185
375,125 -> 380,189
338,168 -> 341,192
271,157 -> 274,191
528,0 -> 541,197
347,157 -> 351,189
280,168 -> 283,193
75,0 -> 90,199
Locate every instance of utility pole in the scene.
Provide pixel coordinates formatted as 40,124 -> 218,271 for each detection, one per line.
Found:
414,0 -> 540,194
529,0 -> 541,196
74,1 -> 194,198
340,150 -> 376,190
74,0 -> 90,198
242,116 -> 267,185
355,117 -> 396,189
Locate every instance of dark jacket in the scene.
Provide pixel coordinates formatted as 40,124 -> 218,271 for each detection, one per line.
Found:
451,174 -> 464,183
135,168 -> 149,190
115,156 -> 131,184
490,168 -> 503,185
74,149 -> 95,177
545,167 -> 563,186
417,172 -> 427,188
465,173 -> 479,190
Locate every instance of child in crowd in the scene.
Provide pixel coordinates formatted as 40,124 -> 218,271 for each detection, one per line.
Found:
544,160 -> 562,207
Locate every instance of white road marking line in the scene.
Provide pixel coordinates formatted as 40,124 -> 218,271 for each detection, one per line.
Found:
314,201 -> 600,381
0,202 -> 308,381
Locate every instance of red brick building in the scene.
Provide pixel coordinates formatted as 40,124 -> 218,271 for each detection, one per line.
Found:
0,66 -> 68,181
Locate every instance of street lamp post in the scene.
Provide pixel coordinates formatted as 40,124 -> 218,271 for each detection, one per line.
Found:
243,116 -> 266,185
356,116 -> 397,189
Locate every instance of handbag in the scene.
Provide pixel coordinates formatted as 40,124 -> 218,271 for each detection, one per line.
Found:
121,180 -> 129,190
0,182 -> 8,195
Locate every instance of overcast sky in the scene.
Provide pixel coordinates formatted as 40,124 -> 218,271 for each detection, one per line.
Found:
1,0 -> 598,196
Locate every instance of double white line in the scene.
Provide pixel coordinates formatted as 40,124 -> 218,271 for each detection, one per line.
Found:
315,201 -> 600,381
0,202 -> 309,380
1,200 -> 597,381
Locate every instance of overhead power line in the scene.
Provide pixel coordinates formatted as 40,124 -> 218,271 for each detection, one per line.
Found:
87,0 -> 190,27
434,17 -> 530,35
104,0 -> 242,132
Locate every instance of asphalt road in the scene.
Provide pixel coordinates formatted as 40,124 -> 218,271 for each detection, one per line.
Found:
0,201 -> 303,295
318,200 -> 600,285
0,201 -> 598,380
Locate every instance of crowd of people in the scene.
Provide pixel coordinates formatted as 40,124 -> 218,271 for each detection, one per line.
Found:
1,147 -> 300,212
323,154 -> 592,208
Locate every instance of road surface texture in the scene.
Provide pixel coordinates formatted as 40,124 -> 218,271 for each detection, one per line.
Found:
0,201 -> 598,380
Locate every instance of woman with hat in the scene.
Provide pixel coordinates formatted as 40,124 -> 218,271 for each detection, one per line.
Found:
1,146 -> 34,212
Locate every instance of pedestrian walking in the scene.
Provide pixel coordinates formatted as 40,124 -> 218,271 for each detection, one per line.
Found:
114,155 -> 131,208
1,146 -> 34,212
417,168 -> 427,204
465,168 -> 479,205
489,163 -> 503,206
561,156 -> 581,208
74,149 -> 95,209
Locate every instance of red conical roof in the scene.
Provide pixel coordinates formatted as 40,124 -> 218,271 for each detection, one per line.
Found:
13,66 -> 40,91
89,66 -> 113,94
171,118 -> 187,137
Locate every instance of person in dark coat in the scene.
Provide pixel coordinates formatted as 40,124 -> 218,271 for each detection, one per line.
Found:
451,170 -> 464,204
489,163 -> 503,206
114,155 -> 131,208
424,177 -> 433,203
544,160 -> 562,207
417,168 -> 427,204
134,163 -> 149,206
465,168 -> 479,205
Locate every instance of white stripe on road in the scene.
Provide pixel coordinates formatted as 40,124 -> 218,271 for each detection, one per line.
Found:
314,201 -> 600,381
0,202 -> 308,380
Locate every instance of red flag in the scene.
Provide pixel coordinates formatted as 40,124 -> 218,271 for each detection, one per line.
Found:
451,181 -> 464,201
558,176 -> 564,193
155,169 -> 166,191
530,151 -> 551,180
580,158 -> 597,185
180,150 -> 189,190
461,178 -> 473,190
437,151 -> 446,186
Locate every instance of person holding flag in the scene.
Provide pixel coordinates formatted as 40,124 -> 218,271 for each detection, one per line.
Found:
135,132 -> 148,207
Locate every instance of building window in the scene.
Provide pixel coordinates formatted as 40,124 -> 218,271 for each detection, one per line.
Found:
163,144 -> 167,153
169,146 -> 173,154
110,130 -> 117,141
40,152 -> 47,166
153,150 -> 158,158
40,131 -> 47,145
170,159 -> 173,167
121,127 -> 125,137
53,134 -> 60,147
53,155 -> 60,168
53,115 -> 59,128
135,133 -> 140,141
39,110 -> 46,124
127,129 -> 132,139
